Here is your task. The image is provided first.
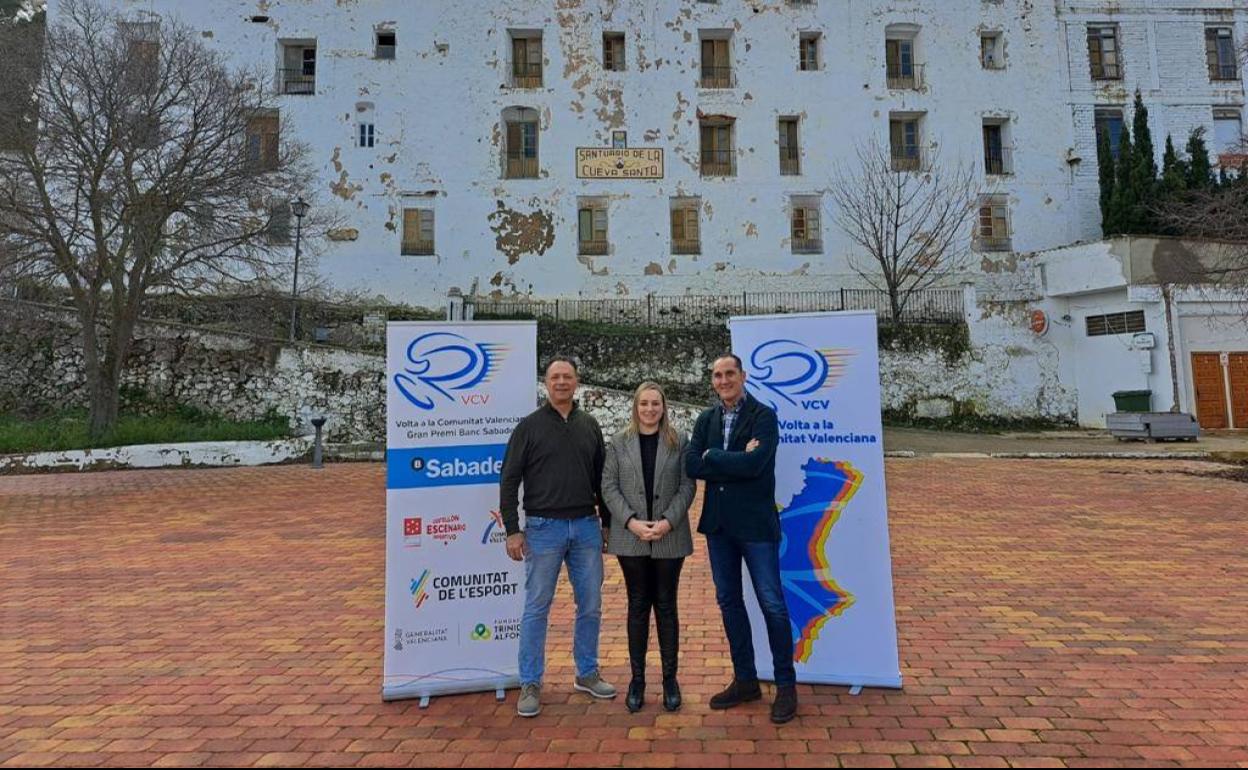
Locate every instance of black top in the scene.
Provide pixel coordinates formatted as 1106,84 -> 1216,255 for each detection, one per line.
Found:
499,401 -> 606,536
639,431 -> 659,520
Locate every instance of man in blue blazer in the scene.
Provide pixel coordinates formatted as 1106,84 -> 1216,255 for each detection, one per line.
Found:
686,353 -> 797,724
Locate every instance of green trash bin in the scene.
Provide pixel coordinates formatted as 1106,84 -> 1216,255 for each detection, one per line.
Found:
1112,390 -> 1152,412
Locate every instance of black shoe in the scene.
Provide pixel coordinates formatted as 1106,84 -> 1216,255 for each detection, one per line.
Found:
662,677 -> 682,712
770,685 -> 798,724
625,677 -> 644,713
709,678 -> 762,710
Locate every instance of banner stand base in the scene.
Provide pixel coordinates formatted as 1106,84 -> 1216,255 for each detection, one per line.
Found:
849,686 -> 863,696
399,688 -> 506,703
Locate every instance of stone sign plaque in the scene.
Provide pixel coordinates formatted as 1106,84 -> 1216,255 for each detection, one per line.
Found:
576,148 -> 664,179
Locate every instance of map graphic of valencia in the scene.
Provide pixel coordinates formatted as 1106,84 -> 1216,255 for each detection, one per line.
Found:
779,458 -> 864,663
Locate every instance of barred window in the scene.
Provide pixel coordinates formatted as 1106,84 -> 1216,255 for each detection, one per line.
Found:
1087,25 -> 1121,80
1085,310 -> 1145,337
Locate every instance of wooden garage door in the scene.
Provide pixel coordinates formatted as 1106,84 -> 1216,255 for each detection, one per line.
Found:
1230,353 -> 1248,430
1192,353 -> 1228,429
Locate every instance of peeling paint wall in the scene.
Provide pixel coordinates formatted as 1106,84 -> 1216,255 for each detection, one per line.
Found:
52,0 -> 1248,305
1058,1 -> 1248,243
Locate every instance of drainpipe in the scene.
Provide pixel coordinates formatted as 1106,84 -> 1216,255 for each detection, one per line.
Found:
1161,283 -> 1181,413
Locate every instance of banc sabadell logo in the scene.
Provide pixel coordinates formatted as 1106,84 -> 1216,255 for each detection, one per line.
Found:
394,332 -> 509,411
745,339 -> 854,412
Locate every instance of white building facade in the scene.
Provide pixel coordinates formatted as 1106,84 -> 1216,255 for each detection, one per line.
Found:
47,1 -> 1248,306
1035,237 -> 1248,428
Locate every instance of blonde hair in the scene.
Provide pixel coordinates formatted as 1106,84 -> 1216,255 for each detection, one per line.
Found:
628,381 -> 679,449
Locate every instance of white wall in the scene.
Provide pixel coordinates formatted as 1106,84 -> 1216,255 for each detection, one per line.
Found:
1036,239 -> 1128,297
1043,289 -> 1171,427
50,0 -> 1115,305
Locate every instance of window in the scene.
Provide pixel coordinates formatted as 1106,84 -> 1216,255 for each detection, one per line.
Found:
1095,107 -> 1125,159
267,203 -> 291,245
503,108 -> 539,178
245,113 -> 279,171
402,209 -> 435,255
790,197 -> 822,254
375,31 -> 396,60
976,194 -> 1012,252
129,114 -> 161,149
799,32 -> 820,71
980,33 -> 1004,70
885,36 -> 921,89
1206,27 -> 1239,81
779,117 -> 800,175
670,198 -> 701,255
1214,108 -> 1243,157
356,102 -> 375,148
700,34 -> 732,88
700,117 -> 735,177
511,32 -> 543,88
1085,310 -> 1145,337
577,201 -> 608,255
280,42 -> 317,94
603,32 -> 625,72
120,22 -> 160,88
612,131 -> 627,149
982,121 -> 1012,175
1087,25 -> 1121,80
889,114 -> 922,171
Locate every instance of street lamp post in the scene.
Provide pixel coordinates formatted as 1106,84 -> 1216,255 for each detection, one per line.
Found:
288,197 -> 310,343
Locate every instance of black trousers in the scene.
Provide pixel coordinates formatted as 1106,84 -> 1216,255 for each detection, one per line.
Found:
616,555 -> 684,681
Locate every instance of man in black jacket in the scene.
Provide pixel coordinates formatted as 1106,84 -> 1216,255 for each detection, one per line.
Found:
500,357 -> 616,717
686,353 -> 798,724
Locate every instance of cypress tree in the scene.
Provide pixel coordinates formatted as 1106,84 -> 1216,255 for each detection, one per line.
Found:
1185,127 -> 1213,190
1097,129 -> 1117,234
1161,134 -> 1187,195
1110,124 -> 1137,234
1130,91 -> 1157,232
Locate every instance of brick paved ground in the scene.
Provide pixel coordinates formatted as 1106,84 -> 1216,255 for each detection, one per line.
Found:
2,459 -> 1247,768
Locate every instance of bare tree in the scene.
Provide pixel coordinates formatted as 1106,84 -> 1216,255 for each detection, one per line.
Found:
828,138 -> 980,322
0,0 -> 327,439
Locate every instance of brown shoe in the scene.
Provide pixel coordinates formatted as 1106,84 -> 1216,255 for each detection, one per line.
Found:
709,678 -> 762,710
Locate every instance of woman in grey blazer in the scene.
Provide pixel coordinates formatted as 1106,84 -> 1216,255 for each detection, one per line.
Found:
602,382 -> 696,713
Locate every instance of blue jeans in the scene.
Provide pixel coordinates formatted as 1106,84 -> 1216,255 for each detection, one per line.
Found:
705,533 -> 796,687
518,516 -> 603,686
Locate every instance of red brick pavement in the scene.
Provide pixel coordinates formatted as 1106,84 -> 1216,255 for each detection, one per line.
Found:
2,459 -> 1247,768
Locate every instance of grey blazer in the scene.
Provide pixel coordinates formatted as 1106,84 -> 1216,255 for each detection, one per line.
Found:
603,429 -> 696,559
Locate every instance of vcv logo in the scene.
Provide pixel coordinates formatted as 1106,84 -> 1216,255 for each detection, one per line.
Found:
481,509 -> 508,545
745,339 -> 854,411
393,332 -> 509,411
410,570 -> 431,609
